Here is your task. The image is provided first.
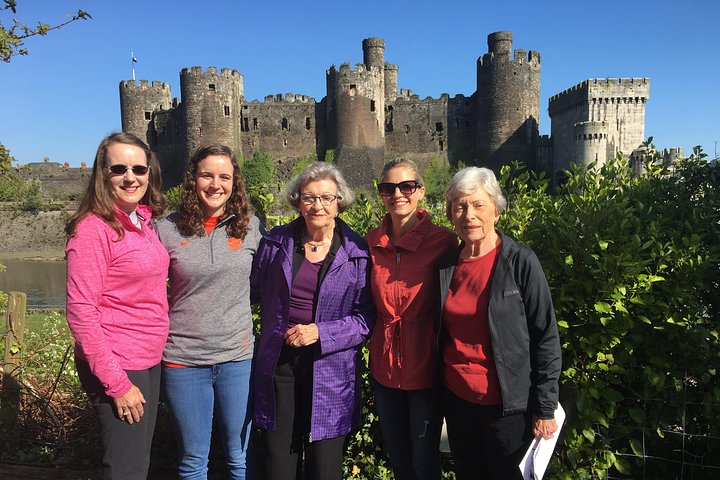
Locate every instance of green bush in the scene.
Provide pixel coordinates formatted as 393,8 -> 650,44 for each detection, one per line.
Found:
163,184 -> 182,213
242,151 -> 276,192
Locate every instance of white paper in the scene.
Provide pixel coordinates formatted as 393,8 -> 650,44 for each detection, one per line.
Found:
519,403 -> 566,480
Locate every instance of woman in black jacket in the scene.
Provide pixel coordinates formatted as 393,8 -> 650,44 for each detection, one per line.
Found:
439,166 -> 561,480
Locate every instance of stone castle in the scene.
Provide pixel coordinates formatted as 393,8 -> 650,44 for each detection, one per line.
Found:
118,31 -> 655,188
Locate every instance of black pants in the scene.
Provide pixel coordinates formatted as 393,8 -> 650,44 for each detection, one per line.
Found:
373,380 -> 441,480
259,345 -> 347,480
76,357 -> 161,480
442,387 -> 532,480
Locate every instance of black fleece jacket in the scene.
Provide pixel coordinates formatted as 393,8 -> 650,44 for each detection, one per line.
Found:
439,231 -> 561,419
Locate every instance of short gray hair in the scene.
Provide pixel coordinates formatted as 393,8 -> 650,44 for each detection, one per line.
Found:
286,162 -> 356,212
444,167 -> 507,219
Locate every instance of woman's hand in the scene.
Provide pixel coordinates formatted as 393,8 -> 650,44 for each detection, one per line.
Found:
532,416 -> 558,440
285,324 -> 319,347
113,384 -> 146,424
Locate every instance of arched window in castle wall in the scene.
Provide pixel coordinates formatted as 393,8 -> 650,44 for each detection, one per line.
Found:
282,118 -> 289,130
349,85 -> 357,96
435,122 -> 444,133
305,117 -> 311,130
253,118 -> 259,130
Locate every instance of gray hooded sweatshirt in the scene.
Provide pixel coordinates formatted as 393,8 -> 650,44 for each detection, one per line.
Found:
156,212 -> 262,366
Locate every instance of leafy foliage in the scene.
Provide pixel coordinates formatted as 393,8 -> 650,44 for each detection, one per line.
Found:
422,155 -> 459,205
0,1 -> 91,62
162,184 -> 182,213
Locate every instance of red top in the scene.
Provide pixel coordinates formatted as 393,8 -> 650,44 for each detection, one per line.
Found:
366,210 -> 457,390
204,215 -> 220,235
443,244 -> 502,405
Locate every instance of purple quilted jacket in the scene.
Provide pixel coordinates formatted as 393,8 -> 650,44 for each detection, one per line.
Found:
251,217 -> 375,441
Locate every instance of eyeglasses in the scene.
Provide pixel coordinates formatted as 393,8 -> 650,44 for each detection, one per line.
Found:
105,164 -> 150,176
300,194 -> 339,206
378,180 -> 421,197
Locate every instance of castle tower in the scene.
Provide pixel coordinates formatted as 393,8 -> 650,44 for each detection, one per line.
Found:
363,38 -> 385,70
384,63 -> 399,101
549,78 -> 650,174
325,38 -> 386,186
179,67 -> 244,160
119,80 -> 172,145
574,121 -> 608,167
475,31 -> 540,170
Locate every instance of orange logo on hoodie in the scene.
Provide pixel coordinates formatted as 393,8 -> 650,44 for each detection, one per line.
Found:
228,237 -> 243,251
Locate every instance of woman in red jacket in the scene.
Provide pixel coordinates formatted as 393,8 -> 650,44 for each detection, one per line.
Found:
366,158 -> 457,480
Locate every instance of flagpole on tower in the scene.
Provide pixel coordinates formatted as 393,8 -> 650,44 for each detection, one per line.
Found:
131,52 -> 137,81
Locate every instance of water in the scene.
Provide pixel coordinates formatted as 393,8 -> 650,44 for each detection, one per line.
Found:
0,259 -> 66,308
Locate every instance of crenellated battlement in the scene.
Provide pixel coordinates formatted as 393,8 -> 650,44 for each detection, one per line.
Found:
478,49 -> 541,68
120,79 -> 171,92
262,93 -> 316,103
180,66 -> 242,79
550,78 -> 649,103
574,121 -> 608,141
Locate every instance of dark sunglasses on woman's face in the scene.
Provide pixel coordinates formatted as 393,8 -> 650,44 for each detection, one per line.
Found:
105,164 -> 150,176
377,180 -> 421,197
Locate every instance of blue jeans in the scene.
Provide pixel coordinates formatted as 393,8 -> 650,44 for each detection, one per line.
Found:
163,360 -> 253,480
373,380 -> 442,480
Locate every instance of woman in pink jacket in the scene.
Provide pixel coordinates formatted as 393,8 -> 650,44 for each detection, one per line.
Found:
65,132 -> 169,480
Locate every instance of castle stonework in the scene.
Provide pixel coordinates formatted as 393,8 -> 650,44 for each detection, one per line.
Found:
118,32 -> 651,188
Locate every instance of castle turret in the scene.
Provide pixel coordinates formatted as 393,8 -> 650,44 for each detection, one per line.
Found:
384,63 -> 399,101
475,31 -> 541,170
179,66 -> 244,160
362,38 -> 385,70
573,121 -> 608,167
119,80 -> 172,145
325,38 -> 387,186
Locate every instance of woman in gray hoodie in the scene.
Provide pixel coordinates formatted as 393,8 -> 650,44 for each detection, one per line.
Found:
156,144 -> 262,480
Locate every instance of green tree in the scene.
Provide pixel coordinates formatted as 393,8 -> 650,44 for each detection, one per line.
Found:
0,141 -> 15,172
1,0 -> 91,63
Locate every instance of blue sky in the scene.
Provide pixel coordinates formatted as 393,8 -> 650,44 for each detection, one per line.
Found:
1,0 -> 719,167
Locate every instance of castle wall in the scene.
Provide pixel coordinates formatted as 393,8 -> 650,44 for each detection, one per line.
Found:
587,78 -> 649,160
476,32 -> 540,171
447,94 -> 475,164
385,95 -> 447,158
239,94 -> 317,160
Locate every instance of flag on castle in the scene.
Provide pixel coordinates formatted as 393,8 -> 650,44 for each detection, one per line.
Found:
131,52 -> 137,80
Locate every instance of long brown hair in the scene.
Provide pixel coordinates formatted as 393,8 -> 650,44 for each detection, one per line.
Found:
65,132 -> 165,239
176,144 -> 253,239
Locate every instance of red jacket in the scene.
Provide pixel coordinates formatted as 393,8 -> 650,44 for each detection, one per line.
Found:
366,210 -> 457,390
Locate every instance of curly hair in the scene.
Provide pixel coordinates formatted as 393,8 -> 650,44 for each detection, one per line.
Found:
65,132 -> 165,240
176,144 -> 253,239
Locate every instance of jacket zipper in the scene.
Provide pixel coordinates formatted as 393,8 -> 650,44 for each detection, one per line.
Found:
395,250 -> 402,386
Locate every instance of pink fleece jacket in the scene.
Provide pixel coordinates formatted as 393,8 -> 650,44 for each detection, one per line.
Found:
66,205 -> 169,398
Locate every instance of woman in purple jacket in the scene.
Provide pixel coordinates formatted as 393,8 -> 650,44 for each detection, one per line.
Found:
251,162 -> 375,480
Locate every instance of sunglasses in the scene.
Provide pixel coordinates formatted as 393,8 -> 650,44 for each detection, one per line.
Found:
378,180 -> 421,197
105,164 -> 150,176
